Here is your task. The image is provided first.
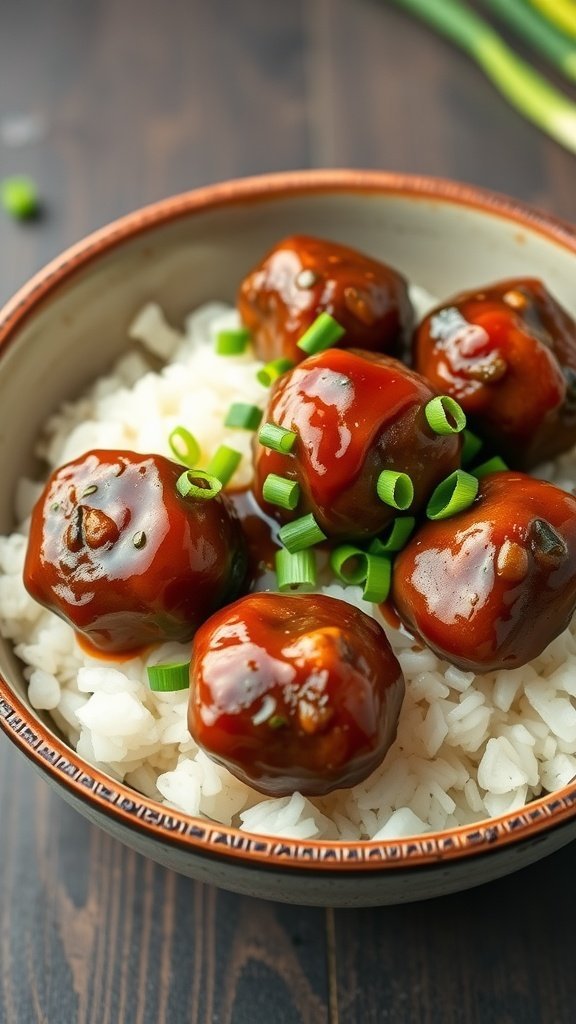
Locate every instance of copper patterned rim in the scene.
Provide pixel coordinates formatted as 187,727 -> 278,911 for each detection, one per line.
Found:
2,169 -> 576,874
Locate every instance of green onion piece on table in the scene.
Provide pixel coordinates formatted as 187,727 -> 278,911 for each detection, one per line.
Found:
425,395 -> 466,435
256,358 -> 294,386
215,327 -> 251,355
426,469 -> 479,520
275,548 -> 317,591
224,402 -> 263,431
205,445 -> 242,486
147,662 -> 190,692
258,422 -> 297,453
376,470 -> 414,511
296,312 -> 346,355
278,513 -> 327,553
461,429 -> 483,466
330,545 -> 369,585
262,473 -> 300,511
168,426 -> 201,467
368,517 -> 416,554
362,555 -> 392,603
484,0 -> 576,83
0,176 -> 39,219
176,470 -> 222,499
471,455 -> 508,479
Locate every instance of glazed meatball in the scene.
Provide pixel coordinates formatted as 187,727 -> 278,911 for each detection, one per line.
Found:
413,278 -> 576,468
253,348 -> 462,540
23,450 -> 248,653
392,472 -> 576,673
238,234 -> 413,364
189,593 -> 405,796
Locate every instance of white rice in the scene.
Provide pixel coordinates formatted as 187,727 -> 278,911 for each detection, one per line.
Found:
2,288 -> 576,841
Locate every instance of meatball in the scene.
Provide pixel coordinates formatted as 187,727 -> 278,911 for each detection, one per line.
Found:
392,472 -> 576,673
253,348 -> 462,540
413,278 -> 576,468
238,234 -> 413,364
23,449 -> 248,653
189,593 -> 405,796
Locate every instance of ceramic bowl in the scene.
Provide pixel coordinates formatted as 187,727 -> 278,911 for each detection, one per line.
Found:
2,170 -> 576,907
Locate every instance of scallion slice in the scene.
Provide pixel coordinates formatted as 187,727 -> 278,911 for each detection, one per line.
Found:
296,312 -> 346,355
257,358 -> 294,386
426,469 -> 479,520
224,402 -> 263,431
215,327 -> 251,355
176,470 -> 222,500
258,422 -> 297,453
0,176 -> 39,219
205,445 -> 242,486
278,513 -> 327,552
368,516 -> 416,554
461,429 -> 483,466
168,426 -> 201,467
330,545 -> 369,585
425,395 -> 466,435
275,548 -> 317,591
262,473 -> 300,510
376,470 -> 414,510
147,662 -> 190,692
471,456 -> 508,479
362,555 -> 392,603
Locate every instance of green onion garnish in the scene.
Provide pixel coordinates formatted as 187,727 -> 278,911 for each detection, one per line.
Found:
376,470 -> 414,511
176,470 -> 222,499
485,0 -> 576,83
426,469 -> 479,520
224,402 -> 263,431
471,456 -> 509,479
461,429 -> 483,466
275,548 -> 317,591
257,358 -> 294,386
278,513 -> 327,552
168,426 -> 201,467
0,176 -> 39,220
215,327 -> 251,355
205,445 -> 242,486
368,517 -> 416,555
147,662 -> 190,692
258,422 -> 297,453
296,312 -> 346,355
425,395 -> 466,435
262,473 -> 300,511
530,0 -> 576,42
362,555 -> 392,603
330,545 -> 369,585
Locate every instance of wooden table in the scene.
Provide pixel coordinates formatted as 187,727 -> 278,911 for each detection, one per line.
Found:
1,3 -> 575,1021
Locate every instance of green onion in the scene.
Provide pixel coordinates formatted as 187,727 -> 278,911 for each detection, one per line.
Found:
391,0 -> 576,156
461,429 -> 483,466
205,445 -> 242,486
224,402 -> 263,431
529,0 -> 576,42
330,545 -> 369,585
262,473 -> 300,510
258,422 -> 297,453
278,513 -> 327,552
147,662 -> 190,692
471,456 -> 509,479
484,0 -> 576,83
362,555 -> 392,603
257,358 -> 294,386
275,548 -> 317,590
176,470 -> 222,499
168,426 -> 201,467
0,176 -> 39,220
215,327 -> 251,355
368,517 -> 416,555
376,470 -> 414,510
425,395 -> 466,435
426,469 -> 479,520
296,312 -> 346,355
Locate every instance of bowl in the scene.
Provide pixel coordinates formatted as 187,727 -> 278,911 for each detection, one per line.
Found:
2,169 -> 576,907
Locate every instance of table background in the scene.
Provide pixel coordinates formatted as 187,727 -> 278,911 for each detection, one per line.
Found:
1,2 -> 575,1022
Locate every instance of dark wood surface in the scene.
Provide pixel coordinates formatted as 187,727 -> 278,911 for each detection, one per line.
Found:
1,2 -> 576,1022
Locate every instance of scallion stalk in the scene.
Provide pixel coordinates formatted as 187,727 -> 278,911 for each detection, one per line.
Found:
483,0 -> 576,82
376,470 -> 414,511
278,513 -> 327,552
205,445 -> 242,486
147,662 -> 190,692
262,473 -> 300,511
258,422 -> 297,453
362,555 -> 392,604
224,402 -> 263,431
330,545 -> 369,585
471,455 -> 508,479
368,517 -> 416,554
461,429 -> 483,466
176,470 -> 222,500
296,312 -> 346,355
257,358 -> 294,386
529,0 -> 576,42
275,548 -> 317,591
425,395 -> 466,435
426,469 -> 479,520
215,327 -> 251,355
168,426 -> 201,467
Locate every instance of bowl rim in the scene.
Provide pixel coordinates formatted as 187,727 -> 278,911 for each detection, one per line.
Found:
2,167 -> 576,875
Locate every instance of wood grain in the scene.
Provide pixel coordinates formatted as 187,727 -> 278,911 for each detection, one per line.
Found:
2,1 -> 576,1022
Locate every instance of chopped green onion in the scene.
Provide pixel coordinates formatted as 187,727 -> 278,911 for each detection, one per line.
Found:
215,327 -> 251,355
362,555 -> 392,603
258,422 -> 297,453
268,715 -> 288,729
275,548 -> 317,591
147,662 -> 190,692
330,545 -> 369,585
461,429 -> 483,466
205,445 -> 242,486
296,312 -> 346,355
368,517 -> 416,554
262,473 -> 300,510
426,469 -> 479,520
529,0 -> 576,42
484,0 -> 576,83
425,395 -> 466,435
0,176 -> 39,220
278,513 -> 327,552
224,402 -> 263,431
376,470 -> 414,511
471,456 -> 509,479
176,470 -> 222,499
168,426 -> 201,467
257,358 -> 294,386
